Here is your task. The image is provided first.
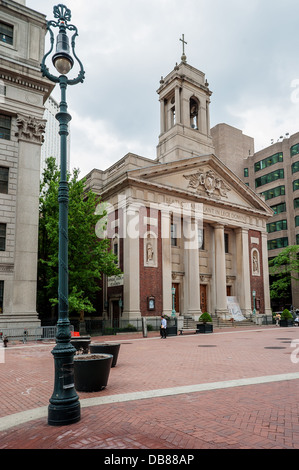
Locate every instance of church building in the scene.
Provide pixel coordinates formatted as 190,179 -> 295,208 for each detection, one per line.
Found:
84,46 -> 273,327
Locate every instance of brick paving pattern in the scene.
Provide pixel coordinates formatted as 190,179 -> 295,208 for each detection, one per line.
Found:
0,325 -> 299,449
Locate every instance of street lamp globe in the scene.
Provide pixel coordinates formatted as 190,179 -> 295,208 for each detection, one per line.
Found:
52,30 -> 74,75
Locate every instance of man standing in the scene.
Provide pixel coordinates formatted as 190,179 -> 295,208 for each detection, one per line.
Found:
160,315 -> 167,339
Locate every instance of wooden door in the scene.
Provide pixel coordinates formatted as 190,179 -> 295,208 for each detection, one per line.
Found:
200,284 -> 207,313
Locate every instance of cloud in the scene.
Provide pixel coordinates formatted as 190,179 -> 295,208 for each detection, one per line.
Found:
27,0 -> 299,175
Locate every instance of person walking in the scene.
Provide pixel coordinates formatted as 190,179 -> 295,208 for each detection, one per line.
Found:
160,315 -> 167,339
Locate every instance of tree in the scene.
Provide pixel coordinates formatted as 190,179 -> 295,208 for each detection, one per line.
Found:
268,245 -> 299,307
38,157 -> 121,318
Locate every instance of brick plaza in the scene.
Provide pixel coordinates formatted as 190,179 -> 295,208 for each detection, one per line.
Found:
0,325 -> 299,449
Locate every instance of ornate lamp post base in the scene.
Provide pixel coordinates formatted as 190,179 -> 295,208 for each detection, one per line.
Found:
48,339 -> 81,426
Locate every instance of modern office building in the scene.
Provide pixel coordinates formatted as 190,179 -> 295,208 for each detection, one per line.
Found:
41,95 -> 70,174
212,123 -> 299,308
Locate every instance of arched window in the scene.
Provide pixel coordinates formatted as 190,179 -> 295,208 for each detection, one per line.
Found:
190,97 -> 199,129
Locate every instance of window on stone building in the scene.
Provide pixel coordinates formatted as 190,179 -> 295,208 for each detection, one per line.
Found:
0,22 -> 13,45
0,223 -> 6,251
171,223 -> 177,246
198,228 -> 205,250
0,167 -> 8,194
244,168 -> 249,177
0,280 -> 3,313
190,98 -> 199,129
0,114 -> 11,140
224,233 -> 229,253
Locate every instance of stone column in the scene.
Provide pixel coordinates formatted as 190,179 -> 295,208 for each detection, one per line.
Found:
175,86 -> 181,124
214,224 -> 228,318
184,218 -> 201,319
161,210 -> 172,317
160,99 -> 165,134
261,231 -> 272,316
5,115 -> 46,329
235,228 -> 252,316
122,202 -> 141,320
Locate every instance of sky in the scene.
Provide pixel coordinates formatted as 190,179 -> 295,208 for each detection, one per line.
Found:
26,0 -> 299,178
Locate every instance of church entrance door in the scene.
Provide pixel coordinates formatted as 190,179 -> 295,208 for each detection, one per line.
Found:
200,285 -> 207,313
172,283 -> 180,314
112,300 -> 120,328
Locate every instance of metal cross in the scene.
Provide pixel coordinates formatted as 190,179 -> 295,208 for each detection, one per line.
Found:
180,34 -> 187,55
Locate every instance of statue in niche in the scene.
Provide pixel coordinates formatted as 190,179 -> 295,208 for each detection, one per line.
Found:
252,249 -> 259,275
146,242 -> 154,262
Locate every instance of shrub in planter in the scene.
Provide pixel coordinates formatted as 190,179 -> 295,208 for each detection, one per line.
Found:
197,312 -> 213,333
74,353 -> 113,392
280,309 -> 294,327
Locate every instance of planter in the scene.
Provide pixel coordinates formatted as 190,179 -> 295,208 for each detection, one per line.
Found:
71,336 -> 91,354
279,320 -> 294,327
89,343 -> 121,367
196,323 -> 213,333
166,326 -> 177,336
74,353 -> 113,392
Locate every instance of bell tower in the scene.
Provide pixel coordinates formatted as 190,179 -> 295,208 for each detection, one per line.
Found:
156,36 -> 215,163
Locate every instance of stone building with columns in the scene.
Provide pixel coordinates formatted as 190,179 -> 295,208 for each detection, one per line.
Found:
84,54 -> 273,327
0,0 -> 53,330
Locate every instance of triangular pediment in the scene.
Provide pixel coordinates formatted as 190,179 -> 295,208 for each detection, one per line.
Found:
128,154 -> 272,216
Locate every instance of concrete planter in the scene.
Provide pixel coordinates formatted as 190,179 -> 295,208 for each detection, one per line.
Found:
89,343 -> 121,367
74,353 -> 113,392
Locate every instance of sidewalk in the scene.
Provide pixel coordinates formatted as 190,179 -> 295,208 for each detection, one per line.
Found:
0,325 -> 299,450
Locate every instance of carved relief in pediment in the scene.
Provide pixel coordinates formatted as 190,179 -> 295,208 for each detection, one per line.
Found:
183,170 -> 231,198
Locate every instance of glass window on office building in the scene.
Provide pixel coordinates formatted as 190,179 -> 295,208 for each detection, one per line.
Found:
254,152 -> 283,172
255,169 -> 284,188
261,185 -> 285,201
271,202 -> 286,215
268,237 -> 288,250
267,220 -> 287,233
293,180 -> 299,192
0,167 -> 8,194
291,143 -> 299,157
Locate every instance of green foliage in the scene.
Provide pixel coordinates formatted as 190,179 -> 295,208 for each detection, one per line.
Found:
38,157 -> 121,317
281,309 -> 293,320
198,312 -> 213,323
269,245 -> 299,280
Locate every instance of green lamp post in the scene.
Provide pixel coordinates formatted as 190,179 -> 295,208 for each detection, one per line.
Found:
41,4 -> 85,426
172,287 -> 176,317
252,290 -> 256,316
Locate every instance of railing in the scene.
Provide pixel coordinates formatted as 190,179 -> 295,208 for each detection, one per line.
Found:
0,325 -> 74,343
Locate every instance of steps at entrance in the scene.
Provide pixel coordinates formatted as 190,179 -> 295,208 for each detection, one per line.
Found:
182,316 -> 255,330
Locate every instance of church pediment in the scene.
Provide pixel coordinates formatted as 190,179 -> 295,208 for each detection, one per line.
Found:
128,155 -> 272,216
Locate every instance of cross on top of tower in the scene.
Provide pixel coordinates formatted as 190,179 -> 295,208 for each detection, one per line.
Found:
180,34 -> 187,62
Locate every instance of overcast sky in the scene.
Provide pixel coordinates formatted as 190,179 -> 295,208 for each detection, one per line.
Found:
26,0 -> 299,178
